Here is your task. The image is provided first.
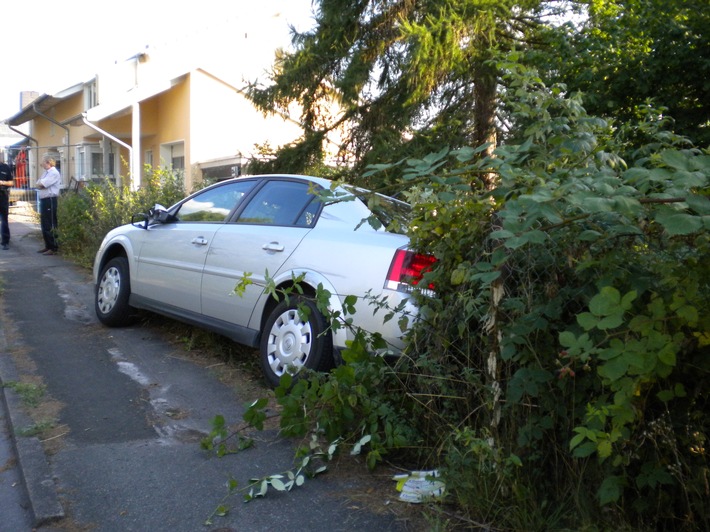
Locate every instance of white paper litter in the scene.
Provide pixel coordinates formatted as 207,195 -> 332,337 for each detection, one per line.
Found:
392,470 -> 446,503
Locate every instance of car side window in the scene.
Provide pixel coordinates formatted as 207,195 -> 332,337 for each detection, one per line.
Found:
175,181 -> 255,222
236,181 -> 319,227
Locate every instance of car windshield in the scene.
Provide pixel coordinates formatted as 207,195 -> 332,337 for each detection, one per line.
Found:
345,186 -> 412,235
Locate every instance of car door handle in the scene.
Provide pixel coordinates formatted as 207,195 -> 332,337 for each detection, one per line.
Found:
262,242 -> 285,252
191,237 -> 209,246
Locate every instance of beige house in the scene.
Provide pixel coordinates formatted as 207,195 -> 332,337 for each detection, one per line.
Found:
4,39 -> 303,193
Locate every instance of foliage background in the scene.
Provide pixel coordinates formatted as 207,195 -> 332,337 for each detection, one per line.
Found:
57,166 -> 187,268
270,62 -> 710,529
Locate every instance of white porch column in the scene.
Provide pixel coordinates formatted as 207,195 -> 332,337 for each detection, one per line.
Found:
131,102 -> 141,191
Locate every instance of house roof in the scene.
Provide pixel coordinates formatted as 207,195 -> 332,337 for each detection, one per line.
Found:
5,83 -> 84,127
84,73 -> 187,123
4,48 -> 224,127
3,33 -> 278,128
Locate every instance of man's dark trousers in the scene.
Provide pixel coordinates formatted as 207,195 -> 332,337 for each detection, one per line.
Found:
0,188 -> 9,246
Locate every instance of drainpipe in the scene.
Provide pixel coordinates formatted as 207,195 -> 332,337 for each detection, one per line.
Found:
7,125 -> 37,148
81,114 -> 135,190
32,103 -> 70,186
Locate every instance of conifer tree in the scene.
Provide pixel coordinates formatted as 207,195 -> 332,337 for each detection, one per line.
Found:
247,0 -> 566,187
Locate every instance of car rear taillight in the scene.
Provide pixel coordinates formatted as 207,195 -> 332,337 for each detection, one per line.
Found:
385,249 -> 436,294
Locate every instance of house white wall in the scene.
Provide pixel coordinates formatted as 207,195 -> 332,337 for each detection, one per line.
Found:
189,69 -> 301,166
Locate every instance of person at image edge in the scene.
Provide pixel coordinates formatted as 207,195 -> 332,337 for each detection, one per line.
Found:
0,154 -> 12,250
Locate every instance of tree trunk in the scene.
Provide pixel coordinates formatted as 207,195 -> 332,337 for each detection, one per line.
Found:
473,61 -> 498,190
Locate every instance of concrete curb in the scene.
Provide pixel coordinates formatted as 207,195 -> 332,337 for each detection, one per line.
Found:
0,341 -> 65,526
0,215 -> 65,526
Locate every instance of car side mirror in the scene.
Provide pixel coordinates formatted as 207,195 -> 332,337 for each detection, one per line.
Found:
131,204 -> 174,230
149,204 -> 173,223
131,212 -> 151,229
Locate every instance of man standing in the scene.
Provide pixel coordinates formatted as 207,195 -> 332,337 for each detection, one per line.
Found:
0,155 -> 13,250
36,155 -> 61,255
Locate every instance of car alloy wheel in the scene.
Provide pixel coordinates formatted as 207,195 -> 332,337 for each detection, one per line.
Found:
95,256 -> 135,327
260,296 -> 333,387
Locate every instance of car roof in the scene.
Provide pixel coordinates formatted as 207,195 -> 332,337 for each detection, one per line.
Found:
234,173 -> 337,190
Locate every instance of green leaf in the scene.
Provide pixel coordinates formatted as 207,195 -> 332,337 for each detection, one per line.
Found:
612,196 -> 641,216
657,344 -> 677,366
686,194 -> 710,214
620,290 -> 637,310
524,230 -> 547,244
572,441 -> 597,458
596,313 -> 624,330
270,478 -> 286,491
649,168 -> 672,182
249,397 -> 268,409
212,414 -> 225,430
579,229 -> 602,241
660,149 -> 689,171
471,271 -> 501,284
675,171 -> 708,188
503,236 -> 528,249
598,356 -> 628,381
657,389 -> 675,402
675,304 -> 698,324
598,476 -> 623,505
589,287 -> 621,317
559,331 -> 576,348
490,229 -> 515,239
351,434 -> 372,455
583,197 -> 616,213
259,479 -> 268,496
451,268 -> 467,285
597,439 -> 612,458
569,432 -> 586,450
577,312 -> 598,331
623,167 -> 649,183
655,212 -> 703,236
328,441 -> 339,457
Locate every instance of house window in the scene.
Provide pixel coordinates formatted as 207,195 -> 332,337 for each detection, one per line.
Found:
160,142 -> 185,171
77,150 -> 85,180
84,80 -> 98,110
91,152 -> 115,175
75,144 -> 114,181
92,153 -> 102,175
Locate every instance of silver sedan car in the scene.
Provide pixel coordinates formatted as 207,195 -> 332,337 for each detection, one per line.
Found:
93,174 -> 434,386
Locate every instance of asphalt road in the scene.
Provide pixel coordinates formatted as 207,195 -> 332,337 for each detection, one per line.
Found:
0,211 -> 416,531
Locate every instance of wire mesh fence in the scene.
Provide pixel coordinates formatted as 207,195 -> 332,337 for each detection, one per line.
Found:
9,187 -> 39,220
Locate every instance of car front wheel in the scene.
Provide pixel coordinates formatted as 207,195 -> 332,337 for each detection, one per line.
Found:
260,296 -> 333,387
95,256 -> 135,326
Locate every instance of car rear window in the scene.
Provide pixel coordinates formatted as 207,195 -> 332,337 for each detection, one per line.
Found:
236,180 -> 319,227
347,187 -> 412,235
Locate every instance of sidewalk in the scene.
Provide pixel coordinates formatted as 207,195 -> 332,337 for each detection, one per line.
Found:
4,201 -> 40,243
0,208 -> 65,527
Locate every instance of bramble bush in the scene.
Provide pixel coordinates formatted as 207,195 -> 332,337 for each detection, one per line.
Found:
269,62 -> 709,530
57,165 -> 187,267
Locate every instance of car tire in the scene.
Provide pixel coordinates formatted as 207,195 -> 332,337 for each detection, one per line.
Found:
95,256 -> 135,327
260,296 -> 333,387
